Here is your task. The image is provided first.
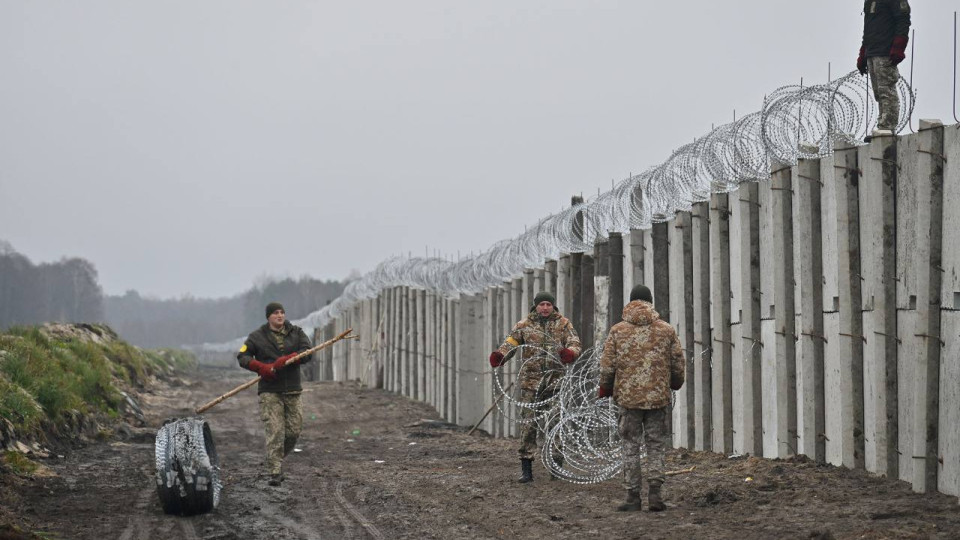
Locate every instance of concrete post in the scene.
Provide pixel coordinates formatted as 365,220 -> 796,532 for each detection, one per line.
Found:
545,259 -> 558,297
456,294 -> 485,426
739,182 -> 764,456
692,201 -> 712,452
652,223 -> 671,324
898,120 -> 944,492
522,270 -> 534,316
417,289 -> 427,401
772,162 -> 797,458
628,228 -> 646,293
447,298 -> 458,422
571,253 -> 583,338
860,135 -> 898,478
594,276 -> 610,349
836,142 -> 866,470
670,211 -> 695,448
938,123 -> 960,498
609,232 -> 624,326
503,282 -> 517,437
557,254 -> 572,316
709,193 -> 734,454
581,253 -> 596,350
793,157 -> 826,462
534,268 -> 545,298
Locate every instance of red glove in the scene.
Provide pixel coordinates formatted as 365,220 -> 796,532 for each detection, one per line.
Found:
597,386 -> 612,399
890,35 -> 908,65
489,351 -> 505,368
273,353 -> 298,371
558,348 -> 577,364
856,45 -> 866,75
248,359 -> 276,381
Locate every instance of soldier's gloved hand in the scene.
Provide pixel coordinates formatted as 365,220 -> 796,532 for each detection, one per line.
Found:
273,353 -> 298,371
558,348 -> 577,364
248,360 -> 277,381
890,35 -> 908,65
597,385 -> 612,399
489,351 -> 505,368
856,46 -> 866,75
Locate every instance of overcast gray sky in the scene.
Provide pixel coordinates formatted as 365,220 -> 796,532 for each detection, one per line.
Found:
1,1 -> 956,299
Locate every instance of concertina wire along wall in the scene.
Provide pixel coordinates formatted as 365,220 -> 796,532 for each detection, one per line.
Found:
198,70 -> 913,350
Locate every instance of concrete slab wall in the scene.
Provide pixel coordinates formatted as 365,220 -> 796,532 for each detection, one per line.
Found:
939,124 -> 960,498
793,157 -> 825,463
363,124 -> 960,499
692,201 -> 712,452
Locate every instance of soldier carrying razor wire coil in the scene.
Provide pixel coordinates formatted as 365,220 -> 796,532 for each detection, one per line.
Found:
489,291 -> 581,483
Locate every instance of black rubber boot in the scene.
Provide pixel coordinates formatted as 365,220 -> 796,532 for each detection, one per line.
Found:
268,473 -> 284,487
647,480 -> 666,511
616,489 -> 642,511
518,458 -> 533,483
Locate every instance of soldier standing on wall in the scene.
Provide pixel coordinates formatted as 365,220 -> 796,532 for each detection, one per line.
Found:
598,285 -> 685,511
237,302 -> 314,487
857,0 -> 911,140
489,291 -> 581,483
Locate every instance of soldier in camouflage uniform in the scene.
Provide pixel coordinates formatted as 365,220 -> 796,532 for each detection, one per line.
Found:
489,291 -> 581,483
237,302 -> 314,487
856,0 -> 911,137
598,285 -> 684,511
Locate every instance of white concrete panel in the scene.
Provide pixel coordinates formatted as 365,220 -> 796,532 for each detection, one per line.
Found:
941,127 -> 960,307
823,312 -> 843,466
821,154 -> 840,312
938,311 -> 960,497
761,320 -> 778,457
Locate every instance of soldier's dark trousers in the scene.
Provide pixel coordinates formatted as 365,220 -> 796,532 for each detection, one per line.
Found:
259,391 -> 303,475
618,407 -> 668,491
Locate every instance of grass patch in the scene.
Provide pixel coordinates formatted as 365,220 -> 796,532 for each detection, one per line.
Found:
2,452 -> 38,476
0,325 -> 196,437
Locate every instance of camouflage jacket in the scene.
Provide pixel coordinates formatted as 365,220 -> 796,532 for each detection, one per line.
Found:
598,300 -> 684,409
497,309 -> 582,391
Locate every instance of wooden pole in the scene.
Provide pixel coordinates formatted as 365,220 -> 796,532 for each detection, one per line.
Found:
467,381 -> 515,436
195,329 -> 356,414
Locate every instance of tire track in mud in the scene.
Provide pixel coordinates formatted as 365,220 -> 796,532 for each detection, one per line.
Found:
334,481 -> 385,540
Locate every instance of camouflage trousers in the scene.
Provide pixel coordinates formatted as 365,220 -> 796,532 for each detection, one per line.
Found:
259,391 -> 303,475
868,56 -> 901,131
619,407 -> 668,491
517,383 -> 560,460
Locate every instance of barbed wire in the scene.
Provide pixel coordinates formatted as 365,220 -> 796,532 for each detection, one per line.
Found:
196,71 -> 914,352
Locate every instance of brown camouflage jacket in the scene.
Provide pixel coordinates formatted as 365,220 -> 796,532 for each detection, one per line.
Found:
598,300 -> 685,409
497,309 -> 582,391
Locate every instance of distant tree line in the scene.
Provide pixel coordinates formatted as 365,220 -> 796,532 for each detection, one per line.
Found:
0,241 -> 104,329
104,277 -> 345,348
0,240 -> 347,349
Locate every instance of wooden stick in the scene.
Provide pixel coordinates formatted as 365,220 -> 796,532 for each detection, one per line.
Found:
665,465 -> 696,476
195,328 -> 355,414
467,381 -> 515,436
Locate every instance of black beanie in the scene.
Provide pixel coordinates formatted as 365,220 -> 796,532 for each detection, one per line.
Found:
265,302 -> 285,318
629,285 -> 653,303
531,291 -> 556,311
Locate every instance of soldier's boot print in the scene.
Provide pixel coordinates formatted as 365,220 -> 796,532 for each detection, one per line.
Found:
518,458 -> 533,483
617,489 -> 642,512
647,480 -> 666,512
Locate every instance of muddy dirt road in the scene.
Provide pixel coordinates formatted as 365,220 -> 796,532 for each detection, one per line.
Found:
6,367 -> 960,539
